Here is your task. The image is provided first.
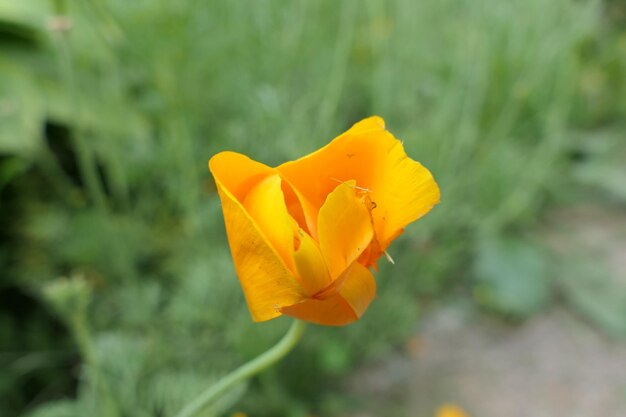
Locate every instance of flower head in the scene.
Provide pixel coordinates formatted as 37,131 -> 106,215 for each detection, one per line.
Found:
436,404 -> 470,417
209,116 -> 439,325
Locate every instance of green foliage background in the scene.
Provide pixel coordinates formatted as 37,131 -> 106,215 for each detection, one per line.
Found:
1,0 -> 625,416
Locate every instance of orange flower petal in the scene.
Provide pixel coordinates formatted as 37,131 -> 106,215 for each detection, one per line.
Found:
279,175 -> 319,238
366,127 -> 440,251
280,179 -> 311,234
280,293 -> 356,326
345,114 -> 386,134
209,151 -> 275,202
335,262 -> 376,318
281,261 -> 376,326
317,181 -> 374,280
277,116 -> 440,262
209,152 -> 307,321
293,230 -> 332,295
242,173 -> 298,274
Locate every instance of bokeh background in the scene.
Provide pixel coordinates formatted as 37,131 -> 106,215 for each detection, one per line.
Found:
1,1 -> 626,416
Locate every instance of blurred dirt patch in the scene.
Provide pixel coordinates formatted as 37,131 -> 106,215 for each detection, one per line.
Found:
346,307 -> 626,417
544,202 -> 626,279
345,203 -> 626,417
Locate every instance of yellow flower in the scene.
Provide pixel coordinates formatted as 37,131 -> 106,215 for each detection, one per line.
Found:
436,404 -> 470,417
209,116 -> 439,325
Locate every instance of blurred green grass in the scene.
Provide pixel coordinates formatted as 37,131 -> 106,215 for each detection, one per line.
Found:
1,0 -> 625,416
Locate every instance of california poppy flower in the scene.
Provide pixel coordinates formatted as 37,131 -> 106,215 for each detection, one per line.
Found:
209,116 -> 439,326
436,405 -> 470,417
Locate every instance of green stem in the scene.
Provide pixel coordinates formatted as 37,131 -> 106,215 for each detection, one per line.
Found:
70,313 -> 119,417
173,319 -> 307,417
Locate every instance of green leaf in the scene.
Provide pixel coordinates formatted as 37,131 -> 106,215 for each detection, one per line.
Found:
474,234 -> 551,318
24,400 -> 80,417
558,259 -> 626,338
0,0 -> 48,45
0,62 -> 45,157
0,156 -> 28,191
571,130 -> 626,202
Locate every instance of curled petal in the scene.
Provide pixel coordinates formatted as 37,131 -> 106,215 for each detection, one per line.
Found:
335,262 -> 377,318
209,151 -> 275,202
209,153 -> 307,321
293,230 -> 332,295
365,125 -> 440,251
277,116 -> 440,264
281,261 -> 376,326
317,181 -> 374,280
243,174 -> 298,274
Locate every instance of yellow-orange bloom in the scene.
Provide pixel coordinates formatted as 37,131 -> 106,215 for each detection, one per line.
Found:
436,404 -> 470,417
209,116 -> 439,326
